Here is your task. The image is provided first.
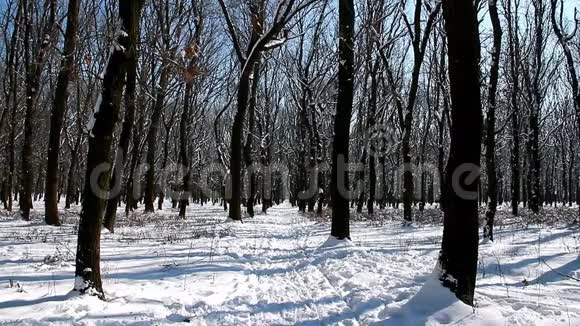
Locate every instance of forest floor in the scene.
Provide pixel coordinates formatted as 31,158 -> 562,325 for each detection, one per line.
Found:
0,201 -> 578,325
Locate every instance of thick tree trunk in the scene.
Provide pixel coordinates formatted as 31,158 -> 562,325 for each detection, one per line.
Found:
439,0 -> 482,306
437,43 -> 449,209
45,0 -> 80,226
330,0 -> 354,240
229,70 -> 253,220
74,0 -> 142,299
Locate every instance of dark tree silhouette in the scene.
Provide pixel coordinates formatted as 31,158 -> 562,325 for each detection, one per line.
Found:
439,0 -> 483,306
45,0 -> 80,226
330,0 -> 354,240
484,0 -> 502,241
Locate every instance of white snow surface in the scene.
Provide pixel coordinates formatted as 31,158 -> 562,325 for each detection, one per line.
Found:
0,201 -> 578,325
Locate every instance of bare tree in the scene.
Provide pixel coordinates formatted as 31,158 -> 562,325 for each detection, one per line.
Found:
330,0 -> 355,240
384,0 -> 441,224
20,0 -> 56,221
102,0 -> 143,231
504,0 -> 522,216
218,0 -> 318,221
45,0 -> 81,226
551,1 -> 580,175
179,3 -> 204,218
3,0 -> 24,213
74,0 -> 143,299
483,0 -> 502,241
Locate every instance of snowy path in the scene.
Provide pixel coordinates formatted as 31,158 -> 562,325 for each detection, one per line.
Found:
0,202 -> 579,325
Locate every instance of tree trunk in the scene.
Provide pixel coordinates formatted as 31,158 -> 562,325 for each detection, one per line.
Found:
66,83 -> 84,210
220,0 -> 290,221
125,84 -> 144,214
45,0 -> 80,226
330,0 -> 354,240
483,0 -> 502,241
4,0 -> 23,213
65,137 -> 80,209
74,0 -> 142,299
178,77 -> 194,218
439,0 -> 482,306
507,0 -> 521,216
259,100 -> 273,214
398,1 -> 441,224
144,65 -> 169,212
243,61 -> 260,217
437,43 -> 449,209
103,4 -> 140,232
529,0 -> 545,214
367,60 -> 379,215
229,69 -> 253,220
551,0 -> 580,212
20,0 -> 56,220
157,117 -> 173,211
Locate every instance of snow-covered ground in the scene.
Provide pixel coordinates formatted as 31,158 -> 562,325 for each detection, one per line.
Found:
0,201 -> 578,325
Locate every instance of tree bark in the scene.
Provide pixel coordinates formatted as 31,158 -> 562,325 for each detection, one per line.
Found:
125,80 -> 145,214
330,0 -> 354,240
229,69 -> 253,220
506,0 -> 521,216
103,2 -> 140,231
367,59 -> 379,215
439,0 -> 483,306
178,77 -> 194,218
243,61 -> 260,218
66,82 -> 84,210
45,0 -> 80,226
74,0 -> 142,299
20,0 -> 56,220
144,65 -> 169,212
484,0 -> 502,241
